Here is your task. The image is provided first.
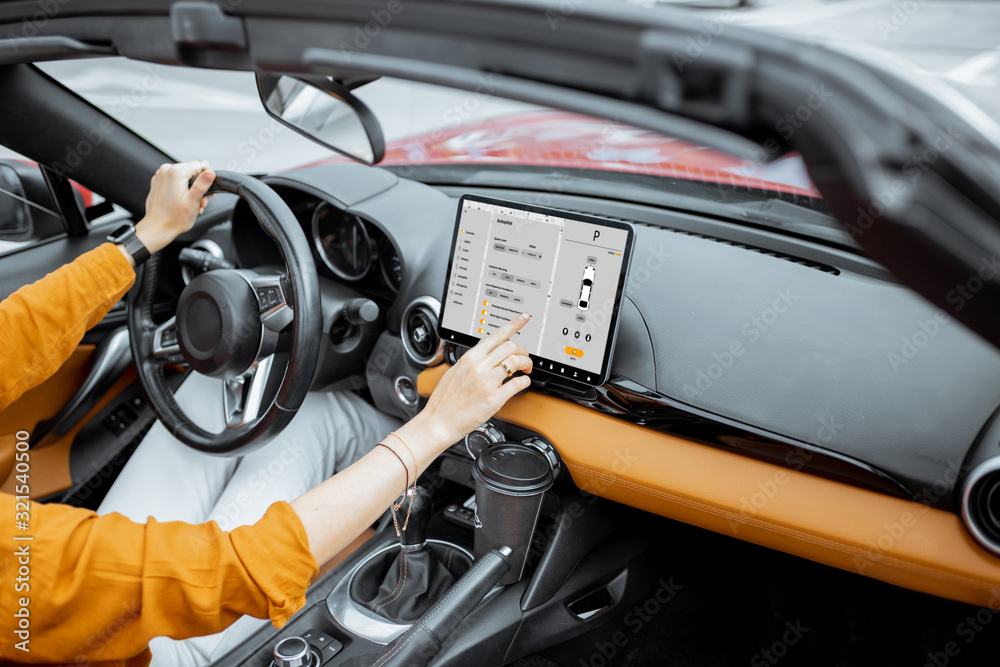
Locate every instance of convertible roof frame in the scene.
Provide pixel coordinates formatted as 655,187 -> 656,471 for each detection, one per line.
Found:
0,0 -> 996,349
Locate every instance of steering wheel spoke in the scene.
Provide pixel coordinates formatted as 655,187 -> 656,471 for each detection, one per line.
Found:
223,355 -> 275,429
247,273 -> 294,333
152,316 -> 187,366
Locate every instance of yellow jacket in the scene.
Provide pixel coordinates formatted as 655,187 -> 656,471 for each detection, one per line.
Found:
0,244 -> 317,666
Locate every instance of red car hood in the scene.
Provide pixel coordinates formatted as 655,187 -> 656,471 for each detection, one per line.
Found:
306,110 -> 821,199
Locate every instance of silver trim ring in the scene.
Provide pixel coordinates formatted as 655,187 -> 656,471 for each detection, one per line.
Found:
400,295 -> 444,366
312,202 -> 373,281
960,456 -> 1000,557
393,376 -> 419,407
325,539 -> 473,645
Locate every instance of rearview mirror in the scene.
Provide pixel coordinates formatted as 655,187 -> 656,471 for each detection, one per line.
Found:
256,73 -> 385,166
0,164 -> 33,241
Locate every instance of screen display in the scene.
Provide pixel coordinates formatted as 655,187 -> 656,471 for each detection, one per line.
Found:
439,195 -> 633,385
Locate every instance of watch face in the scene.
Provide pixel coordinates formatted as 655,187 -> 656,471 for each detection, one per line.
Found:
108,224 -> 134,243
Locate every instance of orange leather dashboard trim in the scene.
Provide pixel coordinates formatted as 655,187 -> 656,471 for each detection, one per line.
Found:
418,365 -> 1000,607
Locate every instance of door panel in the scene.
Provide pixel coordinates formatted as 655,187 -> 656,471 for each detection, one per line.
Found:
0,365 -> 136,499
0,345 -> 95,438
0,177 -> 139,499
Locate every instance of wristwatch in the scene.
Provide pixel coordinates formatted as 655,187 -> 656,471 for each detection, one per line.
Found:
107,224 -> 151,266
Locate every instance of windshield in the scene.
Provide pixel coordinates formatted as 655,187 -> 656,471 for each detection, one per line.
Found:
36,58 -> 842,243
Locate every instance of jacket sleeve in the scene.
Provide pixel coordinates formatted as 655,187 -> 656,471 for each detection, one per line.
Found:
0,242 -> 136,412
0,494 -> 319,664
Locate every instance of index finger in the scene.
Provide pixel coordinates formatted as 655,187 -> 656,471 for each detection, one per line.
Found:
476,312 -> 531,356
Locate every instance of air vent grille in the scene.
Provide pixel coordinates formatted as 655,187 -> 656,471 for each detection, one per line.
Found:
962,459 -> 1000,557
400,297 -> 444,366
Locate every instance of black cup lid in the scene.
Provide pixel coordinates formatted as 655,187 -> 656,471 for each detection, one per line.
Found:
473,442 -> 553,494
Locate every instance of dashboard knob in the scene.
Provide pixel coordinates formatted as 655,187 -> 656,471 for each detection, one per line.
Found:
343,298 -> 380,326
272,636 -> 314,667
465,422 -> 505,459
522,436 -> 563,481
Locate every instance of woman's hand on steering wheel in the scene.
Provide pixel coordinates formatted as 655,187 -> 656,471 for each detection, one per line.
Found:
417,313 -> 533,449
131,161 -> 216,260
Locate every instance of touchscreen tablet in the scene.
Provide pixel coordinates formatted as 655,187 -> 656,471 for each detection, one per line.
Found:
439,195 -> 634,386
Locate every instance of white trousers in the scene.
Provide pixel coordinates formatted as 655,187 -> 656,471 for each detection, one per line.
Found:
97,372 -> 402,666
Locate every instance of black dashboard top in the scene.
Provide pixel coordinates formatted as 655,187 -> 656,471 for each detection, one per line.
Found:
229,163 -> 1000,511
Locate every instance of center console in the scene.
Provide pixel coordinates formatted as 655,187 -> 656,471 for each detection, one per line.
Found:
215,419 -> 661,667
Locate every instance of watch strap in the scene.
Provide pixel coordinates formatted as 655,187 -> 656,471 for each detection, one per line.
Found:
107,224 -> 151,266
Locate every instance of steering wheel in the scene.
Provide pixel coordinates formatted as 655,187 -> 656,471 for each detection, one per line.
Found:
127,171 -> 321,455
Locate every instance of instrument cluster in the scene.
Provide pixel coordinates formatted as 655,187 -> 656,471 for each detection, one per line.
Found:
310,201 -> 403,293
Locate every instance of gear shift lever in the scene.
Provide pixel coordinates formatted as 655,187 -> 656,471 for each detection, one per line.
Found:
395,486 -> 432,549
349,486 -> 473,624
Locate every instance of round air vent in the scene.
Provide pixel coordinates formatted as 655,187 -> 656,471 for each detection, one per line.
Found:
961,457 -> 1000,556
400,296 -> 444,366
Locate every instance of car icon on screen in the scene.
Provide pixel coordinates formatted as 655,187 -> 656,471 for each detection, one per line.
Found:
578,266 -> 595,310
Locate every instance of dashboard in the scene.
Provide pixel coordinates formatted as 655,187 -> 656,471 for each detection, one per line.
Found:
200,162 -> 1000,606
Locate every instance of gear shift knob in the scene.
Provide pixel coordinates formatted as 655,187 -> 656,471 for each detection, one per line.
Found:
393,486 -> 432,548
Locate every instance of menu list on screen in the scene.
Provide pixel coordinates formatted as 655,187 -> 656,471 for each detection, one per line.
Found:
440,198 -> 631,382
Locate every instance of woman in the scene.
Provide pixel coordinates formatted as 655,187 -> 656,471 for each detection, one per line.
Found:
0,161 -> 533,666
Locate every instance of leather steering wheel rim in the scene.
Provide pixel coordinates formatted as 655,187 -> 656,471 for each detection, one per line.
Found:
127,170 -> 321,455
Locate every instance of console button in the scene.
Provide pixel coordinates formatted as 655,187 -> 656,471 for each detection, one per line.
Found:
565,346 -> 584,358
301,630 -> 343,664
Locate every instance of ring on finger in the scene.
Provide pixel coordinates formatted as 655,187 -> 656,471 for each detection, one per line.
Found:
496,359 -> 514,377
